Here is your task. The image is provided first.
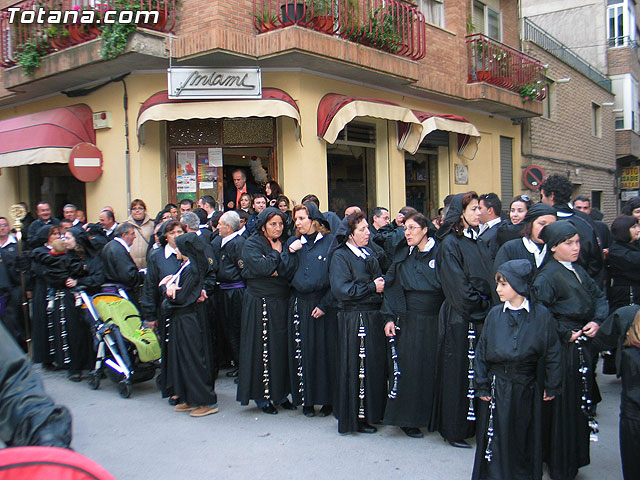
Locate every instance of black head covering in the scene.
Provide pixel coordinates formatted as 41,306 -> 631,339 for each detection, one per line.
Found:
302,202 -> 330,231
623,196 -> 640,215
496,259 -> 533,297
539,221 -> 578,248
174,232 -> 208,279
156,221 -> 169,247
436,193 -> 465,240
522,203 -> 557,225
255,207 -> 286,233
35,224 -> 58,247
81,223 -> 109,253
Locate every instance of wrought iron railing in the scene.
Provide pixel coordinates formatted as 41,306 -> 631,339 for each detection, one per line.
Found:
253,0 -> 426,60
466,33 -> 547,101
0,0 -> 177,68
523,17 -> 611,92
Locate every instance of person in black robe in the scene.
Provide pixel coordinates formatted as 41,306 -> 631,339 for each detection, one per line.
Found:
600,305 -> 640,480
472,259 -> 562,480
329,211 -> 386,434
607,215 -> 640,311
159,233 -> 218,417
101,223 -> 145,303
382,212 -> 444,438
493,203 -> 557,274
237,207 -> 295,414
281,202 -> 336,418
533,221 -> 608,480
141,220 -> 183,402
433,191 -> 493,448
495,195 -> 533,248
0,218 -> 25,348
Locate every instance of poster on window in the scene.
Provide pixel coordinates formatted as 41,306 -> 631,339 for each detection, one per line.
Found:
198,153 -> 218,190
176,151 -> 197,192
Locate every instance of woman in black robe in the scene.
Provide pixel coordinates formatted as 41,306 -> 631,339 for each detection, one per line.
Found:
433,191 -> 493,448
495,194 -> 532,247
159,233 -> 218,417
237,207 -> 295,414
141,220 -> 183,402
329,211 -> 386,434
382,212 -> 444,438
281,202 -> 336,417
493,203 -> 557,274
533,222 -> 608,480
607,215 -> 640,311
472,259 -> 562,480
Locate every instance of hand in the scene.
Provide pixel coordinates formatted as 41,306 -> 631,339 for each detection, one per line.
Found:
227,201 -> 235,209
374,277 -> 385,293
395,213 -> 404,226
311,307 -> 325,318
292,199 -> 297,207
570,330 -> 583,342
26,291 -> 32,300
289,239 -> 303,253
384,321 -> 396,337
543,391 -> 555,401
144,320 -> 157,331
582,321 -> 599,338
480,396 -> 491,402
65,278 -> 77,288
270,238 -> 282,253
159,275 -> 172,287
165,283 -> 180,299
197,289 -> 208,303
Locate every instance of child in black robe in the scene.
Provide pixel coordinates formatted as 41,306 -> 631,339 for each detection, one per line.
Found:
473,259 -> 561,480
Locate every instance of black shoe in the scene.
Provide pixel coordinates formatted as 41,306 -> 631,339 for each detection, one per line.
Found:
226,368 -> 239,378
447,439 -> 471,449
358,422 -> 377,434
261,403 -> 278,415
318,405 -> 333,417
279,400 -> 297,410
168,396 -> 180,406
303,406 -> 315,417
401,427 -> 424,438
67,371 -> 82,382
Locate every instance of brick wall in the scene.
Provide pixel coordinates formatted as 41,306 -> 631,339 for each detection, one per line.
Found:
608,46 -> 640,80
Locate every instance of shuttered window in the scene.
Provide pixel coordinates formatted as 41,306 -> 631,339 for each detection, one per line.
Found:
500,136 -> 513,201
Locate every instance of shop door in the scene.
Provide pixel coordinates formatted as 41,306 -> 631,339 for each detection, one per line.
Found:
28,164 -> 86,218
404,150 -> 438,217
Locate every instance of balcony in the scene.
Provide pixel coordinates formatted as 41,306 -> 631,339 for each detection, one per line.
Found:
253,0 -> 426,60
0,0 -> 177,68
466,33 -> 547,101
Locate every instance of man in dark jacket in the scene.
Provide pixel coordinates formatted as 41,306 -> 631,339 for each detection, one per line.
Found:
101,222 -> 145,301
223,168 -> 259,211
27,202 -> 60,249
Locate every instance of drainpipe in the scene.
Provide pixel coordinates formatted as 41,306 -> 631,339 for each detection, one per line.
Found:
121,77 -> 131,208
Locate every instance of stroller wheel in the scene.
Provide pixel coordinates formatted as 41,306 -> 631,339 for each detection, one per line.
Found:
88,372 -> 101,390
118,381 -> 132,399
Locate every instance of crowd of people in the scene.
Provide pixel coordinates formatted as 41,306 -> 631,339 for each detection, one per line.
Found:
1,170 -> 640,479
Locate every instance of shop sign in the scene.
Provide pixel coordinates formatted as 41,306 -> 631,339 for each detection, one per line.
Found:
454,163 -> 468,185
621,190 -> 639,201
168,67 -> 262,99
621,166 -> 640,190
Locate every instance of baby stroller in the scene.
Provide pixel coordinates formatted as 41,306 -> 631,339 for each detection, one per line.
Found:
80,286 -> 160,398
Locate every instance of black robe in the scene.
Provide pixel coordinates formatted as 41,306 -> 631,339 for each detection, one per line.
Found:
533,258 -> 609,480
555,206 -> 603,281
281,232 -> 336,407
607,240 -> 640,311
472,303 -> 562,480
433,232 -> 493,442
493,237 -> 548,274
237,234 -> 292,405
0,240 -> 24,347
101,239 -> 144,300
330,245 -> 386,433
381,241 -> 444,428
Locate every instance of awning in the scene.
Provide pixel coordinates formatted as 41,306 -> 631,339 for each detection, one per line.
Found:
317,93 -> 423,153
0,104 -> 95,168
398,111 -> 481,158
137,88 -> 302,142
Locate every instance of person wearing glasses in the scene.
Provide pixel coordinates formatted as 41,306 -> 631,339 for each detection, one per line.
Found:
127,199 -> 154,270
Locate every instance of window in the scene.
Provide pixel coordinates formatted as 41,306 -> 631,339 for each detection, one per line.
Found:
472,1 -> 501,41
615,112 -> 625,129
500,136 -> 513,202
418,0 -> 444,28
542,80 -> 555,119
592,102 -> 601,137
591,191 -> 602,211
608,1 -> 625,46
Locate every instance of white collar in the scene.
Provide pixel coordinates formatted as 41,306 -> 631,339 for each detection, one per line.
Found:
237,225 -> 247,236
480,217 -> 501,234
346,241 -> 370,259
221,231 -> 240,247
557,211 -> 572,218
503,298 -> 530,312
72,218 -> 80,226
105,223 -> 118,235
167,259 -> 190,287
463,227 -> 478,240
164,244 -> 178,259
409,237 -> 436,254
114,237 -> 131,253
207,211 -> 214,219
196,230 -> 202,236
198,225 -> 207,231
300,231 -> 324,245
522,237 -> 547,268
0,235 -> 17,248
558,260 -> 576,271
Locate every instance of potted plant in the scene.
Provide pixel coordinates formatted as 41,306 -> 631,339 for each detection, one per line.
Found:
308,0 -> 333,32
281,2 -> 306,26
474,41 -> 491,81
255,10 -> 278,33
519,80 -> 546,103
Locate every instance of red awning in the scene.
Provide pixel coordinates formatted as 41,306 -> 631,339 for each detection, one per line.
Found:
0,104 -> 95,168
317,93 -> 423,153
137,88 -> 301,142
398,111 -> 481,158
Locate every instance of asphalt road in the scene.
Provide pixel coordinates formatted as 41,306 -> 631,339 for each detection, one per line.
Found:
38,365 -> 624,480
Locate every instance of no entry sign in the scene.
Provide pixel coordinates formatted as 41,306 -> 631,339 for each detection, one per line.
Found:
523,165 -> 546,190
68,143 -> 103,182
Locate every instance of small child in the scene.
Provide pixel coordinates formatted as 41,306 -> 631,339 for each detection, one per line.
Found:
472,259 -> 562,480
34,238 -> 85,310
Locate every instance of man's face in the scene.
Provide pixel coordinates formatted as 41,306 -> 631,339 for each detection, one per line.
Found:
180,203 -> 192,214
540,189 -> 554,206
218,218 -> 233,238
197,199 -> 205,209
253,197 -> 267,213
573,200 -> 591,214
99,212 -> 114,229
122,229 -> 136,247
233,172 -> 246,190
373,210 -> 390,229
37,203 -> 51,221
0,218 -> 10,238
478,200 -> 493,224
63,206 -> 76,221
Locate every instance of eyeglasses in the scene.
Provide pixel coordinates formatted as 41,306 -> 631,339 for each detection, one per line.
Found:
131,207 -> 145,211
404,225 -> 423,232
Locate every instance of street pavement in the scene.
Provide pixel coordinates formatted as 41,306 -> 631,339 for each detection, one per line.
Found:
38,365 -> 624,479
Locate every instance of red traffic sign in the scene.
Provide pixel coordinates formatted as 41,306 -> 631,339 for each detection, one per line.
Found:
68,143 -> 103,182
523,165 -> 546,190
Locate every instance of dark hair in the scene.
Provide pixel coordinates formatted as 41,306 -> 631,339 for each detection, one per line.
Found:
252,194 -> 268,205
164,203 -> 178,211
179,199 -> 193,208
101,209 -> 115,221
154,209 -> 171,225
494,272 -> 507,283
236,209 -> 249,221
199,195 -> 215,209
480,193 -> 502,216
60,218 -> 73,226
611,215 -> 639,243
399,206 -> 418,217
451,191 -> 479,237
210,211 -> 224,229
192,208 -> 208,225
404,212 -> 430,229
36,201 -> 51,209
231,168 -> 247,179
622,197 -> 640,215
115,222 -> 134,238
346,211 -> 367,235
276,195 -> 290,209
266,181 -> 283,200
540,174 -> 573,205
510,195 -> 532,210
371,207 -> 389,221
130,198 -> 147,211
164,220 -> 183,235
573,195 -> 590,205
301,194 -> 320,209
